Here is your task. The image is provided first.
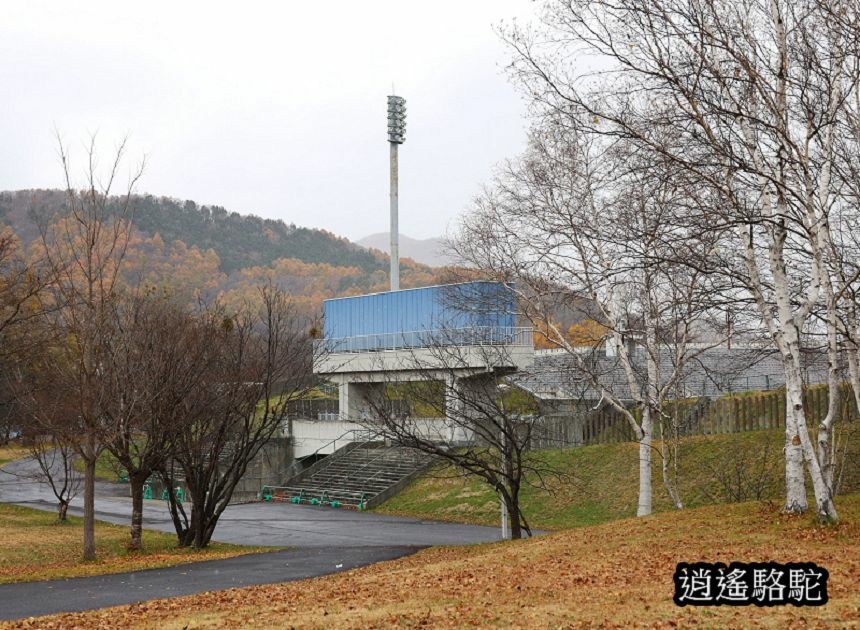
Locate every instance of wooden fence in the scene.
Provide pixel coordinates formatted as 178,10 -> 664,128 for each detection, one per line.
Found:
530,383 -> 860,449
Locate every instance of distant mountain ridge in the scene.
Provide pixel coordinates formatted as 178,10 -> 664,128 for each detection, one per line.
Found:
357,232 -> 451,267
0,190 -> 395,274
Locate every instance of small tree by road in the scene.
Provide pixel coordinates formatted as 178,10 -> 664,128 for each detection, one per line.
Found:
161,287 -> 318,548
360,336 -> 560,539
99,292 -> 215,550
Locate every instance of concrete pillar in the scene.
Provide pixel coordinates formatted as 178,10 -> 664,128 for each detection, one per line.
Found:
445,373 -> 497,445
338,380 -> 384,422
444,376 -> 465,444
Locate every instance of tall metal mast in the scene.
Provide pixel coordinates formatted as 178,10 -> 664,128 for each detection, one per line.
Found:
387,94 -> 406,291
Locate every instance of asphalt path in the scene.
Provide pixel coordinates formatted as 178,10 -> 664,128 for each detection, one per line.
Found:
0,456 -> 504,621
0,546 -> 421,621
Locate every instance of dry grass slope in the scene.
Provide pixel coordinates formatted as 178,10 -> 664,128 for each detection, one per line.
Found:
7,495 -> 859,629
377,428 -> 860,531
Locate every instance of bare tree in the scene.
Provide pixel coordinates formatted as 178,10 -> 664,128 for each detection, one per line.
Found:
161,286 -> 317,548
99,292 -> 212,550
357,335 -> 557,539
499,0 -> 860,520
27,435 -> 81,522
451,122 -> 723,516
31,135 -> 143,558
4,358 -> 82,521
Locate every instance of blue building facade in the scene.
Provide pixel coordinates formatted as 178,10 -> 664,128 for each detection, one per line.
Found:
322,282 -> 518,352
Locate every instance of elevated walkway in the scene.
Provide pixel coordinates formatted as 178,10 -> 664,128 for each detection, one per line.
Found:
264,440 -> 434,509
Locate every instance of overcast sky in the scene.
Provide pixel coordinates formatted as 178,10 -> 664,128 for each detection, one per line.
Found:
0,1 -> 538,241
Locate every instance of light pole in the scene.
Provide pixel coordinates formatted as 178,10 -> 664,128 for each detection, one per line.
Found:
387,94 -> 406,291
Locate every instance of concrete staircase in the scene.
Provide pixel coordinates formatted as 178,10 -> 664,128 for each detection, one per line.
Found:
270,442 -> 434,509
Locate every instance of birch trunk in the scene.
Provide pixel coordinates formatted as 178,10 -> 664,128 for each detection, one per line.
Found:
782,362 -> 808,513
844,306 -> 860,432
783,343 -> 838,520
817,279 -> 840,495
637,406 -> 653,517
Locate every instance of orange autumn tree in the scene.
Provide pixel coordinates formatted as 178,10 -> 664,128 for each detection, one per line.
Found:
123,232 -> 224,302
533,318 -> 563,349
567,319 -> 608,347
534,318 -> 608,349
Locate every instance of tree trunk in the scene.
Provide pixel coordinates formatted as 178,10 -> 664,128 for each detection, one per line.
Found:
192,493 -> 208,549
128,473 -> 145,551
783,359 -> 838,520
194,517 -> 211,549
201,516 -> 219,549
57,499 -> 69,522
508,497 -> 522,540
783,367 -> 809,513
82,456 -> 96,560
637,407 -> 653,517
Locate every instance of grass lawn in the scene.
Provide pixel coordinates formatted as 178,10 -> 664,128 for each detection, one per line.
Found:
9,494 -> 859,629
0,444 -> 28,468
377,427 -> 860,531
72,448 -> 127,482
0,503 -> 273,585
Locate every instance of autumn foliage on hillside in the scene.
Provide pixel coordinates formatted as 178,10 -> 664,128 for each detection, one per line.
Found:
0,190 -> 441,313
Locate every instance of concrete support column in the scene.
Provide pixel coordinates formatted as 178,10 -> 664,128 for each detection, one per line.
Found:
444,373 -> 497,445
338,378 -> 350,421
338,380 -> 384,422
444,376 -> 466,444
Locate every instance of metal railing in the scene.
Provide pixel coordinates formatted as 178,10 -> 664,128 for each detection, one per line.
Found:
315,326 -> 533,355
304,428 -> 379,461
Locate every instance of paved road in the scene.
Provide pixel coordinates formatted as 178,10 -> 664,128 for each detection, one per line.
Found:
10,496 -> 502,547
0,457 -> 501,547
0,456 -> 503,620
0,546 -> 421,621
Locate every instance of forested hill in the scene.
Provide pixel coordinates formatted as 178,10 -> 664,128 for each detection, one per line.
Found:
0,189 -> 388,274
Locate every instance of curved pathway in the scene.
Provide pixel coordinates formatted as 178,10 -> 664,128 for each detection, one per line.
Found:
0,546 -> 420,621
0,456 -> 503,620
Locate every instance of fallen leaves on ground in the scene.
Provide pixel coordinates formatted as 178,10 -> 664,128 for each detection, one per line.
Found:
6,495 -> 859,629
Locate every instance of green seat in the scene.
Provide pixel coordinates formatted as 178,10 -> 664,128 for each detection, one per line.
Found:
143,484 -> 153,500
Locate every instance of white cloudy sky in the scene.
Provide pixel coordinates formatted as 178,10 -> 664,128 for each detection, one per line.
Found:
0,1 -> 538,241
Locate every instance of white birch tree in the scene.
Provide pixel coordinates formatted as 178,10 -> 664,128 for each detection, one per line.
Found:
501,0 -> 860,520
452,121 -> 722,515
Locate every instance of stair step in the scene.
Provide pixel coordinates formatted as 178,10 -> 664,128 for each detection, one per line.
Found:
274,443 -> 434,508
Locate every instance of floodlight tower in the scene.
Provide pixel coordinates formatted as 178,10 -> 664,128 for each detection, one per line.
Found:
387,94 -> 406,291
